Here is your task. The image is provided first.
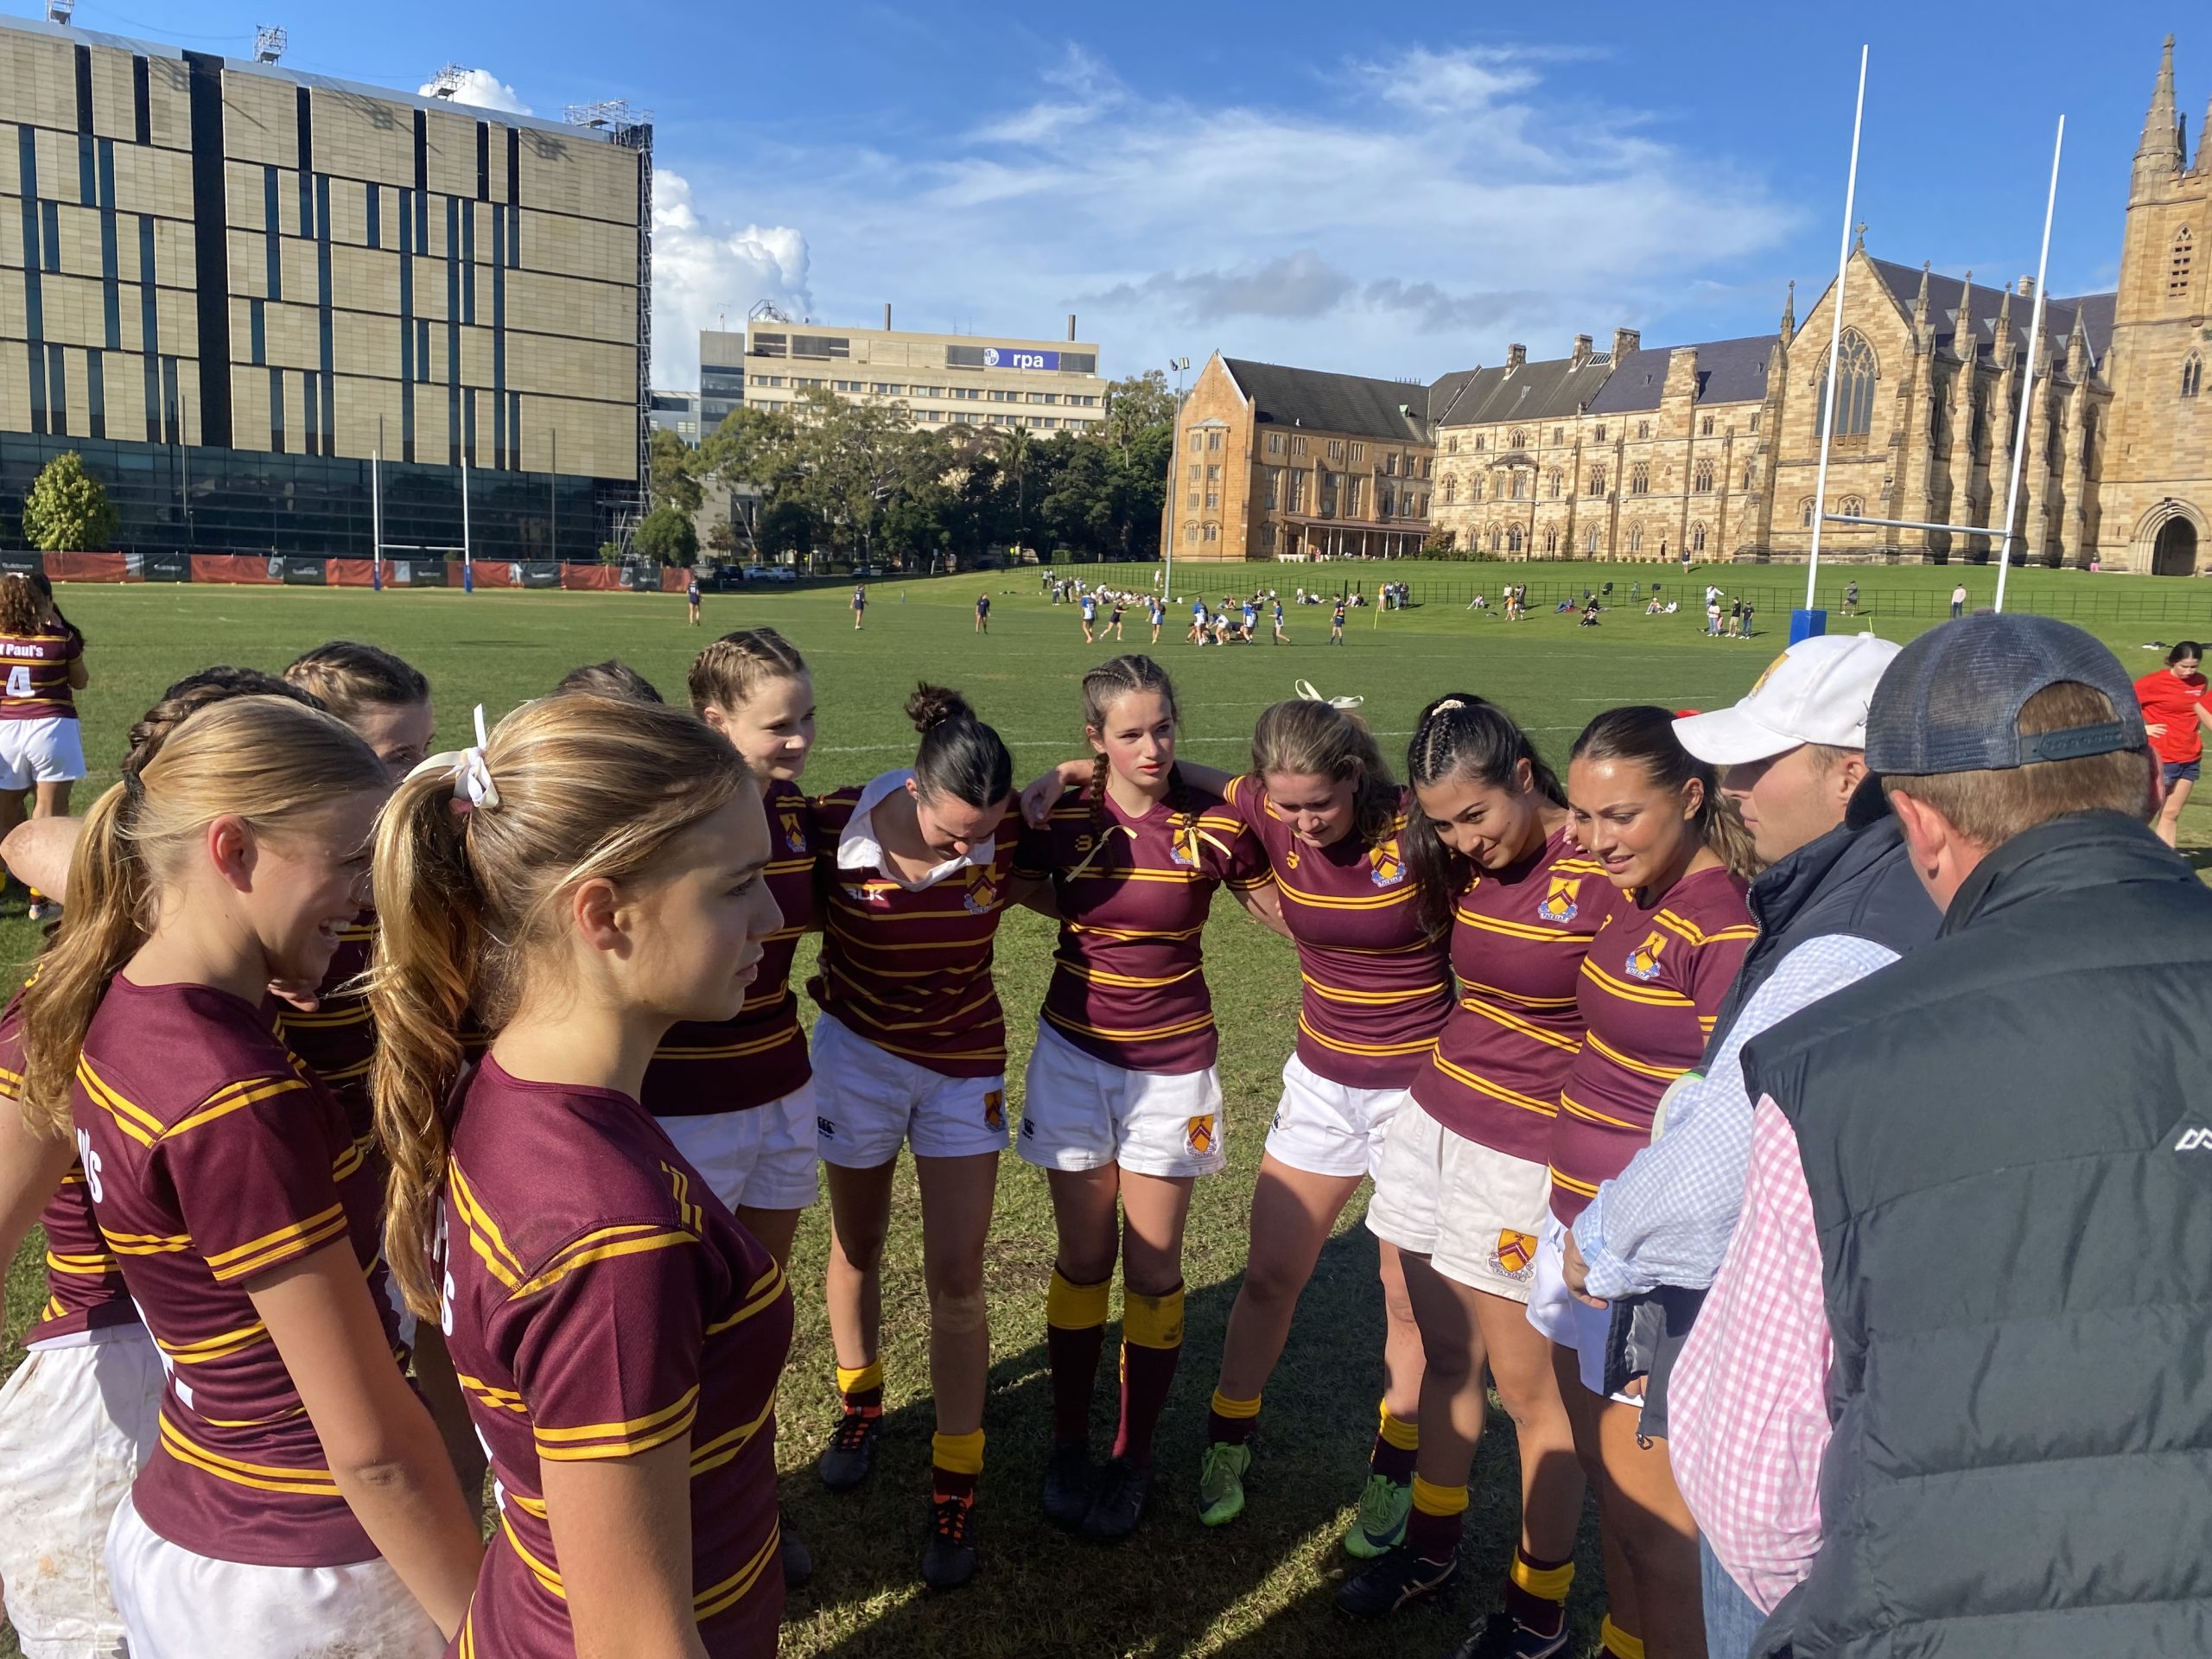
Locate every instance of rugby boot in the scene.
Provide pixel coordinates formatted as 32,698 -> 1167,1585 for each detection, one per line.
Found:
1344,1472 -> 1413,1560
819,1405 -> 880,1492
1197,1440 -> 1251,1528
1446,1610 -> 1572,1659
1041,1441 -> 1094,1529
920,1493 -> 981,1591
1079,1457 -> 1151,1542
779,1505 -> 813,1589
1337,1544 -> 1460,1618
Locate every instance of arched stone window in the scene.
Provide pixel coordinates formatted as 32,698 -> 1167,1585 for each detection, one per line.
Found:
1472,476 -> 1484,502
1506,525 -> 1523,553
1817,329 -> 1878,444
1509,429 -> 1527,449
1585,527 -> 1600,555
1589,466 -> 1606,496
1488,525 -> 1501,552
2174,228 -> 2196,300
1690,522 -> 1708,554
1447,435 -> 1459,454
1547,469 -> 1563,499
1443,476 -> 1458,505
1839,496 -> 1864,518
1694,461 -> 1714,493
1628,524 -> 1644,556
1543,527 -> 1560,555
1630,463 -> 1649,495
1510,472 -> 1525,500
1799,497 -> 1815,528
2184,354 -> 2202,399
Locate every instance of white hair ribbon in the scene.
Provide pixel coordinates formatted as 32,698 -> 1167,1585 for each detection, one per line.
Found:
407,704 -> 502,813
1294,678 -> 1364,711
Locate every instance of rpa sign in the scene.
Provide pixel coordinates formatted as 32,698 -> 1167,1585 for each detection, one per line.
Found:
982,346 -> 1060,371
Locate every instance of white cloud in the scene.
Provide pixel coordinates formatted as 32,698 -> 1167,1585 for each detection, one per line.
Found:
650,171 -> 811,387
649,43 -> 1798,385
417,67 -> 530,115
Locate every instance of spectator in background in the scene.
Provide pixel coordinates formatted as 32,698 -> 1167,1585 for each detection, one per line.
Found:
2135,640 -> 2211,846
1949,582 -> 1967,619
1562,636 -> 1936,1659
1671,614 -> 2212,1656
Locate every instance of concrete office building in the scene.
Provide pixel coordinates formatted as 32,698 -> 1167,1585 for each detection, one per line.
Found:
0,14 -> 648,559
698,310 -> 1105,440
649,387 -> 699,443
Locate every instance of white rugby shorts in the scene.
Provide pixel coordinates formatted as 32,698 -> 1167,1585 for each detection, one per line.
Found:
811,1013 -> 1009,1166
1366,1106 -> 1549,1302
0,1325 -> 163,1659
656,1083 -> 821,1212
1017,1020 -> 1225,1179
1262,1052 -> 1410,1181
1526,1212 -> 1643,1405
0,715 -> 86,790
105,1491 -> 442,1659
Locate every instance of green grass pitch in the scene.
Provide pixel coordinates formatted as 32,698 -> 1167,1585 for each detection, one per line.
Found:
5,560 -> 2209,1658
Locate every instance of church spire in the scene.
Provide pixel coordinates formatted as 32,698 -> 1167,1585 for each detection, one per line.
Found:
2136,35 -> 2183,188
1913,261 -> 1931,327
1955,271 -> 1975,362
1995,283 -> 2014,363
1780,279 -> 1796,342
2201,91 -> 2212,171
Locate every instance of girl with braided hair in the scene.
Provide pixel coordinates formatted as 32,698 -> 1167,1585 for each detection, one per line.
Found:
1344,695 -> 1603,1648
1009,654 -> 1273,1541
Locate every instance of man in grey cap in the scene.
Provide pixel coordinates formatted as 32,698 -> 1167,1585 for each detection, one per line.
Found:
1666,613 -> 2212,1658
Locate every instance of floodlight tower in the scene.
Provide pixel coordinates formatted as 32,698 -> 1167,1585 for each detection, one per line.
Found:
45,0 -> 74,25
253,25 -> 287,64
426,64 -> 472,100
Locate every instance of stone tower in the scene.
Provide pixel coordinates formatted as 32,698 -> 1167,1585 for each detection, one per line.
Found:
2097,35 -> 2212,572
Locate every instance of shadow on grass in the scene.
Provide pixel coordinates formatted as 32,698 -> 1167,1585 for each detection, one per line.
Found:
775,1219 -> 1609,1659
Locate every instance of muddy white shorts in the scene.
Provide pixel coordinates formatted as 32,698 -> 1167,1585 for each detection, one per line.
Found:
105,1491 -> 443,1659
1017,1020 -> 1224,1179
1366,1107 -> 1549,1302
656,1081 -> 821,1212
0,1327 -> 164,1659
811,1013 -> 1009,1166
0,715 -> 86,790
1527,1213 -> 1642,1405
1262,1052 -> 1409,1181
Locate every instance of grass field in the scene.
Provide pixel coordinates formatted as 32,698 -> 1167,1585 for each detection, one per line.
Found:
4,559 -> 2209,1659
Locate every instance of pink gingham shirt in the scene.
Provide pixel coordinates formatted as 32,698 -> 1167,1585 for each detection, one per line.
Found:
1668,1096 -> 1834,1616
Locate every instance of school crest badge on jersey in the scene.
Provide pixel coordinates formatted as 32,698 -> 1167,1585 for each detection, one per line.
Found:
963,874 -> 1001,916
1626,931 -> 1668,982
1369,837 -> 1407,887
1537,876 -> 1580,924
983,1090 -> 1006,1131
1185,1115 -> 1217,1155
1491,1230 -> 1537,1281
779,809 -> 807,855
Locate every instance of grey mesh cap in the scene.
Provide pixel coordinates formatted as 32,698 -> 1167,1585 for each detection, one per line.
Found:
1864,612 -> 2146,775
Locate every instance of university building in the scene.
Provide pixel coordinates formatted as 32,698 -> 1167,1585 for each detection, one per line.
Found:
1172,35 -> 2209,575
0,14 -> 649,559
697,312 -> 1105,441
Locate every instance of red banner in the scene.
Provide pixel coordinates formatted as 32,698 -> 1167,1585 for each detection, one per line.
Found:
190,554 -> 279,585
561,565 -> 620,591
325,559 -> 378,588
468,563 -> 517,588
42,551 -> 134,582
660,567 -> 691,594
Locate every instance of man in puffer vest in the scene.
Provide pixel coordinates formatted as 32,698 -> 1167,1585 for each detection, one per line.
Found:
1670,613 -> 2212,1659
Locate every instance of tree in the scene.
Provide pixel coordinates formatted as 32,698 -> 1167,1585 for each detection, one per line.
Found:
754,497 -> 815,563
1103,370 -> 1178,462
704,519 -> 737,559
647,428 -> 703,517
22,452 -> 118,552
597,539 -> 626,566
632,503 -> 699,565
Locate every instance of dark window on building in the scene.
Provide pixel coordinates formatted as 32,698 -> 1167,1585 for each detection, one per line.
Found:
78,132 -> 95,207
461,202 -> 474,324
160,355 -> 178,446
73,43 -> 92,135
250,299 -> 265,365
86,347 -> 104,441
413,109 -> 428,191
1061,353 -> 1097,373
750,333 -> 788,357
40,201 -> 59,273
132,55 -> 151,145
398,188 -> 412,255
264,168 -> 281,298
48,344 -> 67,437
791,334 -> 850,359
366,183 -> 380,250
506,126 -> 519,206
296,85 -> 313,177
305,369 -> 320,454
270,365 -> 285,452
476,121 -> 490,200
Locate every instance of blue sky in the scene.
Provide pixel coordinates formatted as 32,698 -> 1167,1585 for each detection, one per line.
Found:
31,0 -> 2203,387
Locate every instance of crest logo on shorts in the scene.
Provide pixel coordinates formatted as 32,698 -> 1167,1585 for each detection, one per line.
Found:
1537,875 -> 1580,924
964,875 -> 1001,916
779,810 -> 807,854
1185,1115 -> 1217,1155
1626,931 -> 1668,982
983,1090 -> 1006,1131
1491,1230 -> 1537,1281
1370,837 -> 1406,887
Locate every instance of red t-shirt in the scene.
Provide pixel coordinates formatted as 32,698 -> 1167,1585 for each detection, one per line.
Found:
1549,865 -> 1755,1224
276,912 -> 378,1145
2136,668 -> 2207,766
1222,775 -> 1452,1090
442,1058 -> 792,1657
1013,778 -> 1269,1073
643,779 -> 817,1116
809,776 -> 1021,1078
0,995 -> 137,1345
0,629 -> 79,720
72,977 -> 402,1567
1410,827 -> 1612,1163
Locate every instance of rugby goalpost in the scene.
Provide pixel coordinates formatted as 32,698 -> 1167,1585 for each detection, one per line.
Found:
1802,48 -> 2065,626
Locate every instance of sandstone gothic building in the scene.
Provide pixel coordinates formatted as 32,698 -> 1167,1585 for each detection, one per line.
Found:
1165,36 -> 2210,573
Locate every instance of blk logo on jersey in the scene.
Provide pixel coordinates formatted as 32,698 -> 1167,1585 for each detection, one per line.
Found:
1185,1115 -> 1217,1155
983,1090 -> 1006,1131
1537,876 -> 1581,924
1626,931 -> 1669,982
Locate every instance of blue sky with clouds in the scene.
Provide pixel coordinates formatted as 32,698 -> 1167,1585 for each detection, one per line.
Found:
29,0 -> 2202,387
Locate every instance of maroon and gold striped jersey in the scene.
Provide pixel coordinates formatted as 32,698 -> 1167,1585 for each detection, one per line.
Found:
1548,865 -> 1755,1224
71,977 -> 403,1567
0,995 -> 136,1345
442,1058 -> 792,1656
644,779 -> 817,1117
275,912 -> 378,1145
1222,774 -> 1452,1089
1411,828 -> 1612,1161
1013,779 -> 1269,1074
809,776 -> 1021,1079
0,629 -> 79,720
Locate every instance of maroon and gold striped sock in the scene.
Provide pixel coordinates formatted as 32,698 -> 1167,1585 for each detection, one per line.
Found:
1207,1389 -> 1262,1446
1370,1403 -> 1419,1484
1504,1547 -> 1574,1637
1109,1285 -> 1184,1469
1045,1272 -> 1109,1446
931,1429 -> 984,1503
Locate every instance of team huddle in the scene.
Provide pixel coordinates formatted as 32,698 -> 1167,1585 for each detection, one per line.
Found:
0,567 -> 2207,1659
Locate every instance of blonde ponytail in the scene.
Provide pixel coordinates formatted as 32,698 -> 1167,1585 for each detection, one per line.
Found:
20,784 -> 146,1136
368,692 -> 752,1318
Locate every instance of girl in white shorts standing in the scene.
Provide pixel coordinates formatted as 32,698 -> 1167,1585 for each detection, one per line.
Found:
809,683 -> 1036,1592
0,572 -> 89,921
1349,695 -> 1605,1653
14,696 -> 482,1657
1011,655 -> 1274,1542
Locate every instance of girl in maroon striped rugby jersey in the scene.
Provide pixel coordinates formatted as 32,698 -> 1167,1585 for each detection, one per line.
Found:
1529,707 -> 1756,1659
15,696 -> 480,1658
372,693 -> 792,1659
1012,655 -> 1275,1544
0,572 -> 90,921
810,684 -> 1045,1592
1342,695 -> 1603,1643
